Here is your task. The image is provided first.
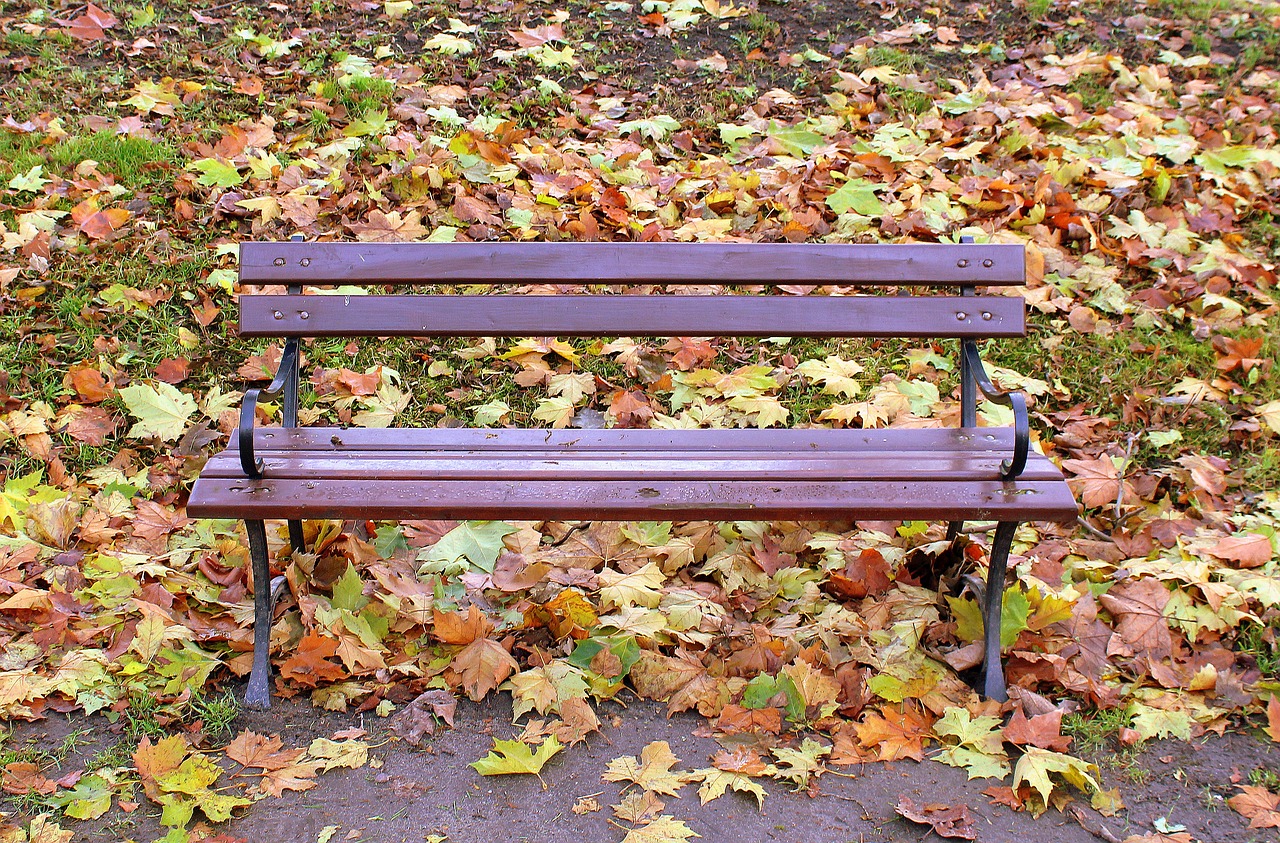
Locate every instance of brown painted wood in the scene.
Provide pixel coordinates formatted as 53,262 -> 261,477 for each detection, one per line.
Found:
240,294 -> 1024,338
227,427 -> 1025,454
186,477 -> 1079,522
240,242 -> 1026,286
198,450 -> 1067,482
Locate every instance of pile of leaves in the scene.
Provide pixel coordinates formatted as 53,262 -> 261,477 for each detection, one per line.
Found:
1,0 -> 1280,841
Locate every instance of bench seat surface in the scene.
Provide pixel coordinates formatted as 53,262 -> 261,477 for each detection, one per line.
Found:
188,428 -> 1077,523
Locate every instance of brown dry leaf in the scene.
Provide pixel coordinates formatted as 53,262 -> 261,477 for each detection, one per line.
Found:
612,790 -> 666,824
548,696 -> 601,745
349,209 -> 428,241
60,405 -> 117,445
1267,695 -> 1280,743
449,637 -> 518,701
894,795 -> 977,840
1099,577 -> 1172,661
257,760 -> 322,798
1228,785 -> 1280,828
226,730 -> 303,770
277,632 -> 348,688
63,2 -> 117,41
1002,708 -> 1071,752
2,762 -> 57,796
68,366 -> 112,403
509,24 -> 565,47
433,604 -> 493,645
1062,457 -> 1123,509
629,650 -> 705,702
1206,533 -> 1273,568
855,705 -> 930,762
711,747 -> 768,775
390,689 -> 458,746
603,741 -> 690,796
493,552 -> 551,591
826,547 -> 893,600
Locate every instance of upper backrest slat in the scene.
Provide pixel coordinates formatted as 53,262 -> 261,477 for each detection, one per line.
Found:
239,242 -> 1026,286
240,294 -> 1024,338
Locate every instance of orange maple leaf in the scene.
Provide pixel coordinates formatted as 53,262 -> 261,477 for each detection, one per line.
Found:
854,704 -> 930,762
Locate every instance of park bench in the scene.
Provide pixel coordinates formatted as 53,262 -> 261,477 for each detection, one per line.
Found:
186,239 -> 1079,710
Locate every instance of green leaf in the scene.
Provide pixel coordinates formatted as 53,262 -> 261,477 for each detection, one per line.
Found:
422,521 -> 518,574
119,382 -> 197,441
53,773 -> 114,820
769,122 -> 823,156
826,178 -> 884,216
331,564 -> 369,613
934,745 -> 1011,779
472,399 -> 510,426
1011,748 -> 1100,806
188,157 -> 245,188
470,736 -> 563,777
1127,704 -> 1192,741
947,587 -> 1031,648
689,768 -> 766,809
0,469 -> 43,529
8,165 -> 50,193
617,115 -> 681,141
373,524 -> 410,559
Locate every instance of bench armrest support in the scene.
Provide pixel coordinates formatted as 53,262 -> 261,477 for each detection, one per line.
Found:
239,338 -> 300,478
961,340 -> 1028,479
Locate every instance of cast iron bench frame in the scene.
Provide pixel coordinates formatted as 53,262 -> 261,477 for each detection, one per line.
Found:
186,239 -> 1079,710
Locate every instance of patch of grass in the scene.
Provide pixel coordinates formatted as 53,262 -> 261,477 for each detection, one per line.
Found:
188,688 -> 241,740
1067,73 -> 1113,112
1249,766 -> 1280,791
1025,0 -> 1054,19
47,132 -> 179,191
1234,622 -> 1279,679
319,76 -> 397,116
1063,707 -> 1131,754
884,85 -> 934,115
862,46 -> 926,74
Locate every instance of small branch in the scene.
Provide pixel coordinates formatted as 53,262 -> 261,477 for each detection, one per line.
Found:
1077,516 -> 1114,542
1113,433 -> 1138,526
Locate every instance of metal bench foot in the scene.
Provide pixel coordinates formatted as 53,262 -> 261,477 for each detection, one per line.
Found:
287,519 -> 306,555
245,519 -> 273,710
981,521 -> 1018,702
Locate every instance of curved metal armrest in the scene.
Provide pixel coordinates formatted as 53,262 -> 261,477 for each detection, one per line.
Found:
961,341 -> 1028,479
239,339 -> 300,478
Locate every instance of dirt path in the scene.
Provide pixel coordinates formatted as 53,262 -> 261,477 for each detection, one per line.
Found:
6,688 -> 1274,843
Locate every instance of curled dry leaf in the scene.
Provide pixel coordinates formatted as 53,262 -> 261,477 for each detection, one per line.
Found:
894,795 -> 977,840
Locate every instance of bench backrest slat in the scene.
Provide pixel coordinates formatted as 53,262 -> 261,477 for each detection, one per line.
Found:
240,242 -> 1025,286
240,294 -> 1024,338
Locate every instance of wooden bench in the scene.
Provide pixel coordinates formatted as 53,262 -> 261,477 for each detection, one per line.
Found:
186,240 -> 1078,710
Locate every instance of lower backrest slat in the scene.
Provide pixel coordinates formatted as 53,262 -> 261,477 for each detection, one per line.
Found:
241,294 -> 1024,338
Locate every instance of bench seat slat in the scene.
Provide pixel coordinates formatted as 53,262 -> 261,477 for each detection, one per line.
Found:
240,242 -> 1026,286
199,452 -> 1066,482
241,295 -> 1024,338
187,477 -> 1078,522
227,427 -> 1024,453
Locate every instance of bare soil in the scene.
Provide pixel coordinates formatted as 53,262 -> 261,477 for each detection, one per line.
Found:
5,687 -> 1275,843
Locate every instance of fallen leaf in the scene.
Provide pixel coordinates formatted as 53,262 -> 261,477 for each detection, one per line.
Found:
895,795 -> 977,840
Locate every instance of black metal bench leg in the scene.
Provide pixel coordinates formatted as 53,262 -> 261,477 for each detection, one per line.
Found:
946,521 -> 962,541
287,520 -> 306,555
981,521 -> 1018,702
245,519 -> 273,710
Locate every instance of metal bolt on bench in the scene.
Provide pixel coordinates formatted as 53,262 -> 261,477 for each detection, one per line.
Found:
186,238 -> 1079,710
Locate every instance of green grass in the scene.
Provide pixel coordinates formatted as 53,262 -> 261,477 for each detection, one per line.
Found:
1067,73 -> 1114,112
1063,707 -> 1132,754
1235,622 -> 1279,680
861,46 -> 927,74
0,131 -> 178,190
